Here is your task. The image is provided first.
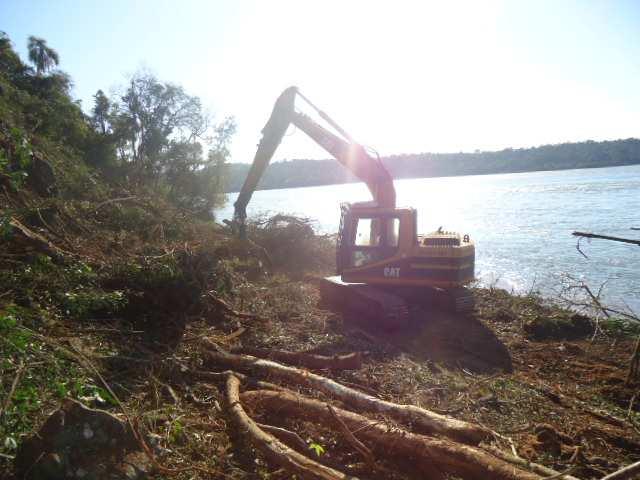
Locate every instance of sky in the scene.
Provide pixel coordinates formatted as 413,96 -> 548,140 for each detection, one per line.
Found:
2,0 -> 639,163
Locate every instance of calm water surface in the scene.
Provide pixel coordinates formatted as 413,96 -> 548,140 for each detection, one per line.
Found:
216,165 -> 640,312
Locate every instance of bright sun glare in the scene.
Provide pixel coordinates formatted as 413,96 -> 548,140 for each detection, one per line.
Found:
190,0 -> 639,164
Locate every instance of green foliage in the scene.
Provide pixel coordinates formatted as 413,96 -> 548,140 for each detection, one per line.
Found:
62,289 -> 126,319
0,307 -> 32,353
165,116 -> 236,215
600,317 -> 640,338
247,215 -> 335,276
27,36 -> 59,76
308,441 -> 325,457
168,418 -> 185,444
0,306 -> 89,459
0,255 -> 129,321
0,125 -> 32,191
1,33 -> 236,215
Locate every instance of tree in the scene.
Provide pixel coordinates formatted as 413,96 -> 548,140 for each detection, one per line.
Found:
27,36 -> 59,75
208,117 -> 236,200
111,71 -> 207,178
163,116 -> 236,215
91,90 -> 111,134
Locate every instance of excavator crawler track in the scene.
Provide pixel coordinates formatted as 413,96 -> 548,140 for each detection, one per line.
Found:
319,277 -> 475,331
319,276 -> 410,331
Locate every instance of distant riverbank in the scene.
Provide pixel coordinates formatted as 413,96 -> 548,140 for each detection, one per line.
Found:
224,138 -> 640,192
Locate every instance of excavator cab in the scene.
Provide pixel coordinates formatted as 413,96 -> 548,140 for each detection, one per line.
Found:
337,203 -> 415,276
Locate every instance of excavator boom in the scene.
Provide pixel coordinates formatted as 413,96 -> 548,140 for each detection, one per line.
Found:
233,87 -> 395,236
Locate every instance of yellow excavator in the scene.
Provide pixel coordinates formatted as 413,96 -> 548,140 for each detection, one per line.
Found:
233,87 -> 475,328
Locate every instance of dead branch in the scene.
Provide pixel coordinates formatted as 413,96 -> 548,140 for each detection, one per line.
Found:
256,423 -> 309,453
189,369 -> 292,394
233,347 -> 362,371
203,343 -> 490,444
223,327 -> 247,342
483,446 -> 581,480
205,291 -> 264,321
537,383 -> 632,429
0,359 -> 24,418
94,195 -> 138,212
243,389 -> 546,480
572,231 -> 640,246
327,405 -> 375,467
225,374 -> 352,480
9,217 -> 72,260
626,336 -> 640,384
599,460 -> 640,480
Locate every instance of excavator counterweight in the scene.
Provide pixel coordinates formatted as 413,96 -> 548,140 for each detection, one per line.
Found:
233,87 -> 475,329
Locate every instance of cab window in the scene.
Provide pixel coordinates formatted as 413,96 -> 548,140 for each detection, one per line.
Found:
349,217 -> 400,267
388,218 -> 400,247
354,218 -> 380,246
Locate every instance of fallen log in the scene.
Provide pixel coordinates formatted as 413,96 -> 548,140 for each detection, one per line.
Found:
204,343 -> 490,445
9,217 -> 71,261
599,460 -> 640,480
232,347 -> 362,371
243,389 -> 545,480
225,375 -> 353,480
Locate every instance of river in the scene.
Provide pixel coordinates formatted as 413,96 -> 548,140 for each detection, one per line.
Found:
215,164 -> 640,313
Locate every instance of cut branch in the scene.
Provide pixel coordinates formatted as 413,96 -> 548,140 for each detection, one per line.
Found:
225,374 -> 352,480
256,423 -> 309,453
9,217 -> 72,261
233,347 -> 362,371
483,445 -> 580,480
205,292 -> 264,321
243,389 -> 546,480
204,343 -> 490,445
599,460 -> 640,480
572,231 -> 640,246
327,405 -> 375,467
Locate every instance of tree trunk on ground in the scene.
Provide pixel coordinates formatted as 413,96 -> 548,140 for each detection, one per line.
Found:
232,347 -> 362,370
243,389 -> 546,480
225,375 -> 353,480
204,343 -> 490,445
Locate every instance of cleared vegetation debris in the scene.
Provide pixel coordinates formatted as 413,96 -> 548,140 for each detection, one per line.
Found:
203,341 -> 491,445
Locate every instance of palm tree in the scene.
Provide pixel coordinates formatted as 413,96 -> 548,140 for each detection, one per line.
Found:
27,36 -> 59,75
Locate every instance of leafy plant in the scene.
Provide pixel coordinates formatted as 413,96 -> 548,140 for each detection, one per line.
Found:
0,126 -> 32,191
308,441 -> 325,457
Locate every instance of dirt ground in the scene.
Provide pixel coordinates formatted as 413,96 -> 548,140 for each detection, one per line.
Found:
8,276 -> 639,480
210,279 -> 640,479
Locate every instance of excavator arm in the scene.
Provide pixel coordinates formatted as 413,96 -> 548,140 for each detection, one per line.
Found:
233,86 -> 396,237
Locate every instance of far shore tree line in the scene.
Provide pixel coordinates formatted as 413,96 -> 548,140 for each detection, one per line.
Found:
1,33 -> 235,215
224,138 -> 640,193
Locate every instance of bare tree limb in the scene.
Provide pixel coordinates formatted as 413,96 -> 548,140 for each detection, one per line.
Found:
572,231 -> 640,246
327,404 -> 375,467
233,347 -> 363,371
0,359 -> 24,418
599,460 -> 640,480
